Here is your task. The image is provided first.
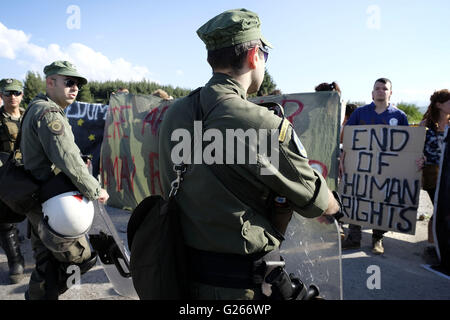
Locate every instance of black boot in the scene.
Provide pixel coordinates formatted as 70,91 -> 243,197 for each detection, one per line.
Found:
0,223 -> 25,284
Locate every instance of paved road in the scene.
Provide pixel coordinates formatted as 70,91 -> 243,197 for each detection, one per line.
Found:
0,190 -> 448,300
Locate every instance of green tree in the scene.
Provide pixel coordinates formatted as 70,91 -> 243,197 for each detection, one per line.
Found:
77,84 -> 93,103
22,71 -> 45,108
396,102 -> 423,125
256,69 -> 278,97
20,69 -> 193,106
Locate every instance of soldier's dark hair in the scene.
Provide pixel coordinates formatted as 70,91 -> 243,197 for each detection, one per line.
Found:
207,39 -> 263,72
374,78 -> 392,90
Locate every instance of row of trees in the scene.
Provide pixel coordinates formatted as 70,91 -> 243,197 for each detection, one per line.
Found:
19,70 -> 423,124
20,69 -> 280,108
20,71 -> 193,107
22,71 -> 282,107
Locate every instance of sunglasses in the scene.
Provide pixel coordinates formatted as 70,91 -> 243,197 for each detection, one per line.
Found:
2,91 -> 22,97
63,78 -> 83,90
259,45 -> 269,63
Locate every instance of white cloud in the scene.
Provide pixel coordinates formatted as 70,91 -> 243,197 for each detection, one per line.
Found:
0,23 -> 30,59
0,22 -> 153,82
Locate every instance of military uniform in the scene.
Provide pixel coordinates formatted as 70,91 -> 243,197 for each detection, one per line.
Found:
0,106 -> 23,154
20,62 -> 99,299
0,78 -> 26,284
158,9 -> 330,300
21,93 -> 101,198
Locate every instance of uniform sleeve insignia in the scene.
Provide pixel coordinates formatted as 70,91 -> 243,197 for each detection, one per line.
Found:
278,119 -> 290,143
47,120 -> 64,135
292,130 -> 308,158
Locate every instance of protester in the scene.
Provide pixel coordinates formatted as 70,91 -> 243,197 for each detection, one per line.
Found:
315,81 -> 341,95
157,8 -> 342,300
111,87 -> 129,95
339,78 -> 424,254
340,103 -> 357,143
270,89 -> 282,95
20,61 -> 109,299
117,87 -> 129,94
152,88 -> 173,100
419,89 -> 450,248
0,78 -> 26,284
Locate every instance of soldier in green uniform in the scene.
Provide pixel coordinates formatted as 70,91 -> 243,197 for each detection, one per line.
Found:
0,78 -> 26,284
158,9 -> 341,300
20,61 -> 109,300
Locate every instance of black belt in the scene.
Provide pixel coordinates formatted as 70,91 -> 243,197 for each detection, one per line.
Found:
187,247 -> 282,289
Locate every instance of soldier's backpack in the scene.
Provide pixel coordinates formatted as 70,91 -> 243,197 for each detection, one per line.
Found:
127,164 -> 190,300
0,105 -> 41,214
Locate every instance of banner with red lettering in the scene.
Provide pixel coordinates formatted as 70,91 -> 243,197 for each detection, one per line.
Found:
250,91 -> 342,190
101,91 -> 341,210
100,93 -> 171,210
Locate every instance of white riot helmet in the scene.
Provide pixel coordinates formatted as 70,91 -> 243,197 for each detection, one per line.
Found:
38,191 -> 94,252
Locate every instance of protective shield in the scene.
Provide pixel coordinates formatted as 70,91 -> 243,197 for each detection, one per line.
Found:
88,199 -> 138,299
280,213 -> 343,300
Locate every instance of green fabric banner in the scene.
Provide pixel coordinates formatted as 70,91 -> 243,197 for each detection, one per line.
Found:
100,93 -> 171,210
250,91 -> 341,191
101,91 -> 341,210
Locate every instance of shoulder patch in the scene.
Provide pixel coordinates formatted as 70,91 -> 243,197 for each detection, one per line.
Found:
47,120 -> 65,135
278,119 -> 290,143
292,130 -> 308,158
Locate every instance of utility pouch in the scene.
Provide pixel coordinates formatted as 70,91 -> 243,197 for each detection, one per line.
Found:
0,151 -> 41,214
127,195 -> 190,299
0,103 -> 42,214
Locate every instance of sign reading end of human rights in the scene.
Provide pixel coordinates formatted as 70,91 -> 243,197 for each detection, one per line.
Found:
339,125 -> 426,235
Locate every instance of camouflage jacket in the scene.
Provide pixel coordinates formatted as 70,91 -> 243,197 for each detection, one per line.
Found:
158,73 -> 329,255
20,93 -> 101,201
0,106 -> 24,154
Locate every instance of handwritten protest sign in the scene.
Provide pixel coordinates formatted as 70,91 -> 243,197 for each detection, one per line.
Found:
100,93 -> 170,210
338,125 -> 426,235
250,91 -> 341,190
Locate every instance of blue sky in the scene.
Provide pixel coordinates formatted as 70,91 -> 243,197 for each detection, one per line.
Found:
1,0 -> 449,107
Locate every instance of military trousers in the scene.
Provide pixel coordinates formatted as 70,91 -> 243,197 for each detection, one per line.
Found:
25,208 -> 91,300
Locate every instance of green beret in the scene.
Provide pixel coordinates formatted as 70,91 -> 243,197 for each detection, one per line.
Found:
0,78 -> 23,92
43,60 -> 88,85
197,8 -> 273,51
